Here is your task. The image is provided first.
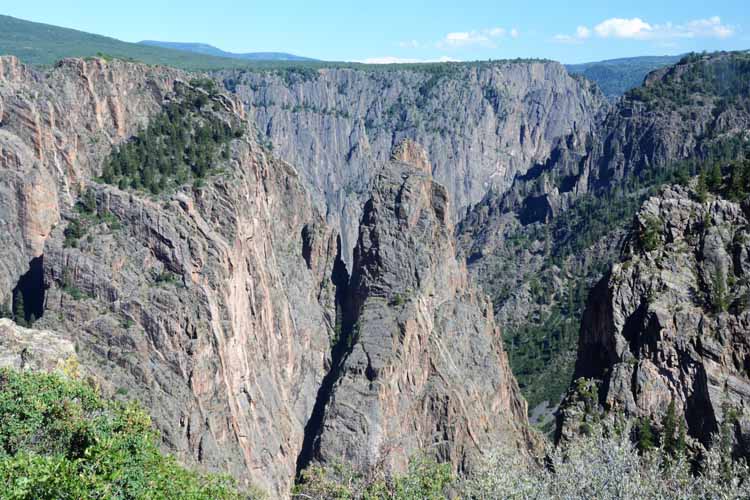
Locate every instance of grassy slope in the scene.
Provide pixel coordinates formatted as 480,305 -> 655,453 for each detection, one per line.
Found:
0,14 -> 258,70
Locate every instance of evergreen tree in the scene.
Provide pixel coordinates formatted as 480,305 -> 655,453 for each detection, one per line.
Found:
696,170 -> 708,202
81,187 -> 97,213
707,162 -> 723,192
13,291 -> 26,327
637,418 -> 655,453
662,399 -> 678,455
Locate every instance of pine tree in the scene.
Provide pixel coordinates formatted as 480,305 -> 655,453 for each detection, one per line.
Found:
696,170 -> 708,202
637,418 -> 655,453
13,290 -> 26,327
707,162 -> 723,192
82,187 -> 97,214
662,399 -> 678,455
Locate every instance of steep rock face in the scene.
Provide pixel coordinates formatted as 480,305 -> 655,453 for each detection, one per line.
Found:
0,55 -> 181,307
219,62 -> 605,264
587,53 -> 750,189
0,57 -> 339,496
304,144 -> 533,473
455,51 -> 750,420
557,185 -> 750,453
37,139 -> 339,496
0,56 -> 537,497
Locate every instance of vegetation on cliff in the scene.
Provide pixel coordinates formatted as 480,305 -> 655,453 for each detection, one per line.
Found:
627,51 -> 750,104
565,54 -> 681,99
101,80 -> 242,194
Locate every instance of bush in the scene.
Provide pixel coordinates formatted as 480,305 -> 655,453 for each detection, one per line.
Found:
0,368 -> 255,499
639,216 -> 662,252
459,420 -> 750,499
295,418 -> 750,499
294,455 -> 453,500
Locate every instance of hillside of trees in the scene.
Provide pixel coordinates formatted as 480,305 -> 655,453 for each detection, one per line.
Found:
101,79 -> 242,194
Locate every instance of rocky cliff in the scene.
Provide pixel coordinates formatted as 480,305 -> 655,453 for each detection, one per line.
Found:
557,184 -> 750,455
0,55 -> 182,311
0,56 -> 534,496
218,62 -> 605,265
0,55 -> 340,495
301,141 -> 533,474
455,51 -> 750,422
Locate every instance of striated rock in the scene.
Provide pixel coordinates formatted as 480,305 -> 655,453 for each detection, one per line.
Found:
455,51 -> 750,419
557,184 -> 750,454
303,146 -> 535,474
37,139 -> 339,496
0,55 -> 538,497
220,62 -> 605,265
0,56 -> 182,308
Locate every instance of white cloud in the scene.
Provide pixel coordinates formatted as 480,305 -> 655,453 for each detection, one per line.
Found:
594,17 -> 652,39
553,26 -> 591,44
576,26 -> 591,39
398,40 -> 421,49
437,26 -> 516,49
683,16 -> 734,38
555,15 -> 734,43
360,56 -> 459,64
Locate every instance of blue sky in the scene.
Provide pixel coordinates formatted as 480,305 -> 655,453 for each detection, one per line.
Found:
4,1 -> 749,63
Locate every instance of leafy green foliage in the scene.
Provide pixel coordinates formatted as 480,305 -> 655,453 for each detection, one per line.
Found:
63,188 -> 121,248
101,84 -> 241,194
0,368 -> 253,499
294,455 -> 453,500
639,216 -> 662,252
637,418 -> 655,453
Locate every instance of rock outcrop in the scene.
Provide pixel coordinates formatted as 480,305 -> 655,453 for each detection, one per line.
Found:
454,51 -> 750,420
557,184 -> 750,455
0,56 -> 535,497
0,318 -> 77,373
219,62 -> 605,265
302,143 -> 534,474
0,56 -> 339,496
0,55 -> 181,309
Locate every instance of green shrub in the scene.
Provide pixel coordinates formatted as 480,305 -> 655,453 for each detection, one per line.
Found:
640,216 -> 662,252
0,368 -> 254,499
294,455 -> 453,500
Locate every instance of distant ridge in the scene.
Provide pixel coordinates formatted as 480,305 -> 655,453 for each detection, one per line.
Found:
139,40 -> 317,62
0,14 -> 267,70
565,55 -> 683,99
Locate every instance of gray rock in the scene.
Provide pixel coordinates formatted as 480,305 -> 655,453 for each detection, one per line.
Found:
557,184 -> 750,455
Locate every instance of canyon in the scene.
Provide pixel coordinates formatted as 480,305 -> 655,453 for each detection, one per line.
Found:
0,48 -> 749,496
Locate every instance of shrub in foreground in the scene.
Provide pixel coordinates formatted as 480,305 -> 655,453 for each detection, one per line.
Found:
0,367 -> 257,499
295,421 -> 750,499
